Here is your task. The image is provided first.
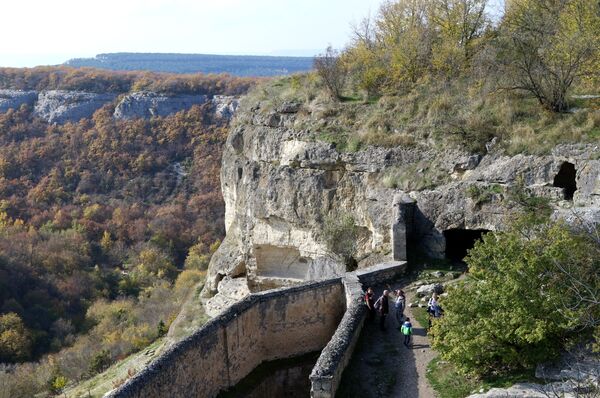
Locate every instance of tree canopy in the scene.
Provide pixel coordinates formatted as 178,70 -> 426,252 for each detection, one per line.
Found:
432,217 -> 600,376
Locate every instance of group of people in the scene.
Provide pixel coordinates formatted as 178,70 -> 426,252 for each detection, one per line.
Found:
364,287 -> 413,347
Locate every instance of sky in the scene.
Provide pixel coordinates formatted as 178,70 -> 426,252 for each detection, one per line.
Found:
0,0 -> 385,67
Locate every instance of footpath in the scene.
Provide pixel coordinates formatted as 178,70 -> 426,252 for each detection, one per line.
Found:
337,282 -> 436,398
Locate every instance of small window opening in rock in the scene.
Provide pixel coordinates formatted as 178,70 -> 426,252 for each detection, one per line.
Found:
237,167 -> 243,181
553,162 -> 577,200
444,229 -> 489,261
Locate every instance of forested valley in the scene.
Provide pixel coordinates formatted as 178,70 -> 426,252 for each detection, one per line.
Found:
0,68 -> 256,396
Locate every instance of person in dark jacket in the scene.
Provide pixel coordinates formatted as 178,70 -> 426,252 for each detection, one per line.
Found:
377,290 -> 390,331
365,287 -> 376,323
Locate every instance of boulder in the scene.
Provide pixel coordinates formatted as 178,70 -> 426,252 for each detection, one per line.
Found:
416,283 -> 444,297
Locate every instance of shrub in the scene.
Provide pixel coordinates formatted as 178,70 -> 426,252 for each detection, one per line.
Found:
432,219 -> 600,376
314,46 -> 348,100
88,349 -> 112,376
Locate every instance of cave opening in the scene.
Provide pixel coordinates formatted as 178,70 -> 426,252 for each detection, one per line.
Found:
553,162 -> 577,200
444,229 -> 490,261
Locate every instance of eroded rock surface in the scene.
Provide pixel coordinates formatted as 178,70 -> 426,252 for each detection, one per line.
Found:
113,91 -> 209,120
34,90 -> 116,123
205,97 -> 600,296
0,89 -> 37,112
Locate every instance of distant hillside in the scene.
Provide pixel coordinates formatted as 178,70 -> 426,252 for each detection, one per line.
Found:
64,53 -> 314,77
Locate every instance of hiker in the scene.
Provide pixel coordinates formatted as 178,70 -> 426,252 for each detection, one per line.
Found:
401,318 -> 413,347
427,293 -> 439,316
375,290 -> 390,331
394,289 -> 406,324
428,293 -> 443,318
365,287 -> 376,322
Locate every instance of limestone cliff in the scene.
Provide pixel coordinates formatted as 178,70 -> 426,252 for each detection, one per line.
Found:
113,92 -> 208,120
0,89 -> 238,123
0,89 -> 37,112
34,90 -> 117,123
205,97 -> 600,298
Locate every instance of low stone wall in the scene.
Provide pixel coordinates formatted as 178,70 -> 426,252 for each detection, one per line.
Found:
106,279 -> 345,398
310,261 -> 407,398
356,261 -> 408,288
106,261 -> 406,398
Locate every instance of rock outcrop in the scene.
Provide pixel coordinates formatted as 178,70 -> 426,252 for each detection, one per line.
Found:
34,90 -> 116,124
113,92 -> 208,120
212,95 -> 239,119
205,98 -> 600,296
0,89 -> 239,123
0,90 -> 38,112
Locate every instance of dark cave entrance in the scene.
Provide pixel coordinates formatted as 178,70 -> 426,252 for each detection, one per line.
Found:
444,229 -> 489,261
553,162 -> 577,200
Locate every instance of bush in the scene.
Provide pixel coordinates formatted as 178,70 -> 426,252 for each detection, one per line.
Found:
314,46 -> 348,100
432,218 -> 600,376
88,349 -> 112,376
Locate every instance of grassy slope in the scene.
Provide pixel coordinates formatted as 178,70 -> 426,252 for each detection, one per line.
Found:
246,74 -> 600,158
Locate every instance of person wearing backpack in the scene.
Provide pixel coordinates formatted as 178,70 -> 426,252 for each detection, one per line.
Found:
364,287 -> 376,323
401,318 -> 413,347
376,290 -> 390,331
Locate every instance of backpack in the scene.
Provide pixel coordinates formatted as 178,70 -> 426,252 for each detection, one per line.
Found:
401,322 -> 412,335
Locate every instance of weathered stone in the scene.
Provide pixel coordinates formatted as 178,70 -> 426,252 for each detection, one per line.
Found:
114,91 -> 208,120
212,95 -> 239,119
277,101 -> 301,113
416,283 -> 444,296
454,154 -> 482,173
0,89 -> 37,112
34,90 -> 116,124
206,95 -> 600,293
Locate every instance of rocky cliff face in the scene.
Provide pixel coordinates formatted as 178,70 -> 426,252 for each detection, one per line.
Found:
113,92 -> 208,120
0,90 -> 238,123
34,90 -> 117,124
205,98 -> 600,297
0,89 -> 37,112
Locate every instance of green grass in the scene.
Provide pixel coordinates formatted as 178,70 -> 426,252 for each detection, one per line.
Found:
245,74 -> 600,156
65,339 -> 166,398
411,306 -> 430,330
427,357 -> 538,398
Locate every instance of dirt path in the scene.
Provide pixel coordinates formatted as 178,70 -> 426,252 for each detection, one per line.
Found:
337,282 -> 437,398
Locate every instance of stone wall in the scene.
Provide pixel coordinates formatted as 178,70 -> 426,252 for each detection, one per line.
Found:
106,261 -> 407,398
106,279 -> 345,398
310,261 -> 407,398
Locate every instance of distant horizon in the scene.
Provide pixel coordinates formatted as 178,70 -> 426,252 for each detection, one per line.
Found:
0,0 -> 384,68
0,0 -> 504,68
0,50 -> 320,69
